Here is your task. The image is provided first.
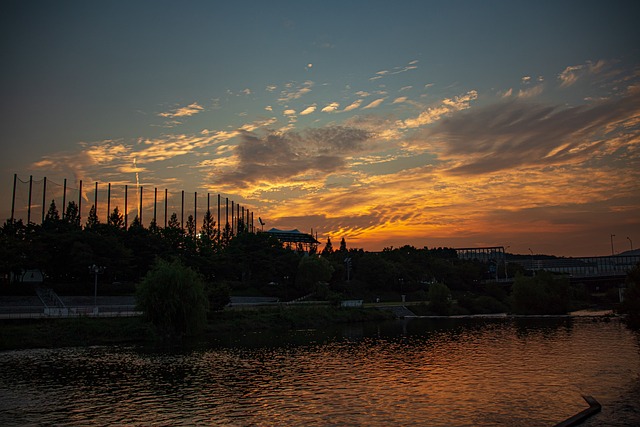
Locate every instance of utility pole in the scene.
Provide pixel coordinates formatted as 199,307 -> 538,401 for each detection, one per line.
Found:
89,264 -> 105,314
610,234 -> 616,256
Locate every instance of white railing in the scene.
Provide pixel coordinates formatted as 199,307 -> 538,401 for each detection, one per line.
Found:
0,305 -> 141,319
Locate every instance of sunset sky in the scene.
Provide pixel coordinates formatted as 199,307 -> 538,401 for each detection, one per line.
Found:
1,1 -> 639,256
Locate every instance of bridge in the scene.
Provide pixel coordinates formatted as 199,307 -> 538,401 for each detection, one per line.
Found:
454,247 -> 639,284
512,254 -> 639,279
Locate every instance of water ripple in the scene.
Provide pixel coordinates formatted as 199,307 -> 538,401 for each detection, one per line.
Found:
0,318 -> 638,426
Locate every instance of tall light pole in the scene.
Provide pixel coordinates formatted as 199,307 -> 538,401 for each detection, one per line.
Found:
628,236 -> 633,251
504,246 -> 510,279
528,248 -> 535,275
89,264 -> 105,314
610,234 -> 616,256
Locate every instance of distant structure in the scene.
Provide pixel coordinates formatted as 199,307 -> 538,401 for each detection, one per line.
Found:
265,228 -> 319,253
513,254 -> 640,280
455,246 -> 506,281
8,173 -> 255,235
454,246 -> 639,286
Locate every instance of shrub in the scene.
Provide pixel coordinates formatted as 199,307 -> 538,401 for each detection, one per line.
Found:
472,295 -> 509,314
207,281 -> 231,312
428,282 -> 452,315
511,271 -> 569,315
295,255 -> 334,293
620,263 -> 640,329
136,259 -> 209,338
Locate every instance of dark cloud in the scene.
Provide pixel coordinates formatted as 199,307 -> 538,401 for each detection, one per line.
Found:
427,91 -> 640,175
214,126 -> 373,186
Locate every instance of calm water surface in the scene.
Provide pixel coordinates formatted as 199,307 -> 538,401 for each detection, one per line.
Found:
1,317 -> 639,426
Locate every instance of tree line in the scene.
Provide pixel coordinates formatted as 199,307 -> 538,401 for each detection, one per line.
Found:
2,199 -> 638,323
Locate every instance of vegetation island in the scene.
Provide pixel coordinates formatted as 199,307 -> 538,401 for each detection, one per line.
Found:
1,200 -> 639,349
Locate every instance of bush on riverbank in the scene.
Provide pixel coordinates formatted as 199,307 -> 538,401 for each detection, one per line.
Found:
619,262 -> 640,330
136,259 -> 209,339
511,272 -> 570,315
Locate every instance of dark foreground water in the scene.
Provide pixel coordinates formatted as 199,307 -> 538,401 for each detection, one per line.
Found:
1,317 -> 639,426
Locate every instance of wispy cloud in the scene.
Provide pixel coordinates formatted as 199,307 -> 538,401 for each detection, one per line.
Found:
558,60 -> 607,87
501,88 -> 513,98
322,102 -> 340,113
278,80 -> 314,102
426,90 -> 640,175
158,102 -> 204,118
369,60 -> 418,81
363,98 -> 386,109
300,105 -> 317,115
402,91 -> 478,128
209,126 -> 374,188
518,84 -> 544,98
343,100 -> 363,112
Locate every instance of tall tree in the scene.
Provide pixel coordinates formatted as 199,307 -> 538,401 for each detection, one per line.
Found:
168,212 -> 180,230
108,206 -> 125,229
64,201 -> 80,228
130,214 -> 142,229
136,259 -> 209,338
163,212 -> 183,250
322,237 -> 333,255
44,200 -> 60,223
86,204 -> 100,229
186,214 -> 196,238
339,237 -> 347,252
200,210 -> 216,239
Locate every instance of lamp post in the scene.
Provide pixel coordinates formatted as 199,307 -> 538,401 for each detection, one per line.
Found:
89,264 -> 105,314
504,246 -> 510,280
627,236 -> 633,251
610,234 -> 616,256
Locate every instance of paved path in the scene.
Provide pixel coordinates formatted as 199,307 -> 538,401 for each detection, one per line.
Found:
0,295 -> 138,319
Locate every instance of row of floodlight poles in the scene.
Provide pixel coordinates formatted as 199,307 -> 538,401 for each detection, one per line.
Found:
10,174 -> 256,236
610,234 -> 634,255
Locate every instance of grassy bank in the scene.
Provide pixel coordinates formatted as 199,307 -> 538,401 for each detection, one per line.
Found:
0,317 -> 156,351
206,305 -> 394,334
0,306 -> 394,351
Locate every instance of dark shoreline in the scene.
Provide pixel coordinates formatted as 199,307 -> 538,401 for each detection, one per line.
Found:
0,306 -> 395,351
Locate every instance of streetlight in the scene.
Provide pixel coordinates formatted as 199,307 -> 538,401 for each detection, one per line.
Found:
627,236 -> 633,251
503,246 -> 510,280
610,234 -> 616,256
89,264 -> 105,314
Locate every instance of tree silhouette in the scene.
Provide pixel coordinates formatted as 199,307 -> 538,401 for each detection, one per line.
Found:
64,201 -> 80,228
200,210 -> 216,239
86,204 -> 99,229
136,259 -> 209,338
322,237 -> 333,255
130,214 -> 142,229
44,200 -> 60,224
186,214 -> 196,238
108,206 -> 125,229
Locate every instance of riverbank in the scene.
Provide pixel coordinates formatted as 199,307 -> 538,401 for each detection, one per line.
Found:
0,305 -> 395,351
2,303 -> 630,351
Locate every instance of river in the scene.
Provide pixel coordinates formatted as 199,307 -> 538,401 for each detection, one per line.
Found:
1,317 -> 639,426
